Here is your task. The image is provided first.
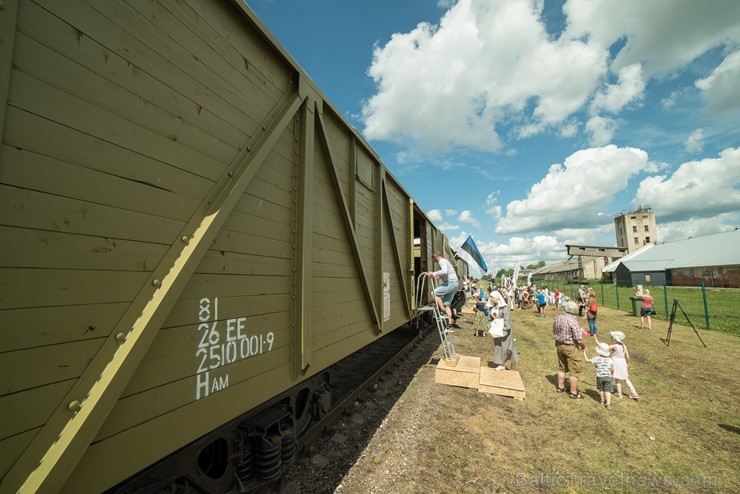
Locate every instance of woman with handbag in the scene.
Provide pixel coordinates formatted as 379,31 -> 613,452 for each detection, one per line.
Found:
586,288 -> 599,336
489,291 -> 519,371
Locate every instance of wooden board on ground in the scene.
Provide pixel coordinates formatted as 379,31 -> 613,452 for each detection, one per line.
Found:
434,355 -> 480,389
478,367 -> 526,400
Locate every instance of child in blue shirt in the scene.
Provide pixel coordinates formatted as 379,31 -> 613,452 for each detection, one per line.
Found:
535,291 -> 546,317
584,342 -> 614,409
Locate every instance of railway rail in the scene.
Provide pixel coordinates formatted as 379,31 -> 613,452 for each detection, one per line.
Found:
298,324 -> 431,451
268,322 -> 441,494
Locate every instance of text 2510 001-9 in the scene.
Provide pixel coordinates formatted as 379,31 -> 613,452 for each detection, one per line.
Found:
194,297 -> 275,399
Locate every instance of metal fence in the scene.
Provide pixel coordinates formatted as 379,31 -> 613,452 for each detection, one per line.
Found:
561,281 -> 739,334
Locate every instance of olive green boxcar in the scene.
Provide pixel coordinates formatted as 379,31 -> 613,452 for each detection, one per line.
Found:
0,1 -> 453,492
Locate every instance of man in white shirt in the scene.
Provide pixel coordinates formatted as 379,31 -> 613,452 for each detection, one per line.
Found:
427,250 -> 460,329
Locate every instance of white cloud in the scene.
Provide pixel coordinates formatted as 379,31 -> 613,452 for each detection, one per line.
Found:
559,121 -> 579,138
438,222 -> 460,232
485,191 -> 503,218
657,215 -> 739,243
361,0 -> 605,154
661,91 -> 680,110
684,129 -> 705,153
449,230 -> 469,250
361,0 -> 740,156
458,210 -> 481,227
590,64 -> 646,114
478,235 -> 565,268
555,224 -> 618,246
634,147 -> 740,222
361,1 -> 506,153
564,0 -> 740,78
473,221 -> 621,269
427,209 -> 444,223
695,50 -> 740,115
495,145 -> 655,234
585,115 -> 618,146
485,148 -> 740,265
351,0 -> 739,268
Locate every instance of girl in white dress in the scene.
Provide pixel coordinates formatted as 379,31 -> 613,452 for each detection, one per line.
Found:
598,331 -> 639,400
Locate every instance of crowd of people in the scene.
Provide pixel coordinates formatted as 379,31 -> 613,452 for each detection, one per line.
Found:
434,264 -> 640,410
465,280 -> 579,319
427,253 -> 642,411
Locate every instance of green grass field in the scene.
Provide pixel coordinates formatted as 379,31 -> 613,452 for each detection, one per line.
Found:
434,303 -> 740,493
554,282 -> 739,334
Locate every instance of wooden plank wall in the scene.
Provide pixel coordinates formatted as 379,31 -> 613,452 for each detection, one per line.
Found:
0,0 -> 296,490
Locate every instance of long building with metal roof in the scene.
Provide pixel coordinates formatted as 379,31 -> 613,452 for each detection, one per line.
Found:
603,229 -> 740,288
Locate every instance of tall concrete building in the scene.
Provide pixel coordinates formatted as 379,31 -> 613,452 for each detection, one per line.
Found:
614,206 -> 657,253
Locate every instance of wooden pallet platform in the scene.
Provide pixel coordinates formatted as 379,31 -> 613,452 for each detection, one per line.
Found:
435,355 -> 526,399
434,355 -> 480,389
478,367 -> 526,400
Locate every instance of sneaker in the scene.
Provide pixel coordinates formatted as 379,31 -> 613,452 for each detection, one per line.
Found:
445,325 -> 455,333
494,365 -> 506,371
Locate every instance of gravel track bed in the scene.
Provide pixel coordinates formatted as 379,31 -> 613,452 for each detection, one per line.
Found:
268,327 -> 442,494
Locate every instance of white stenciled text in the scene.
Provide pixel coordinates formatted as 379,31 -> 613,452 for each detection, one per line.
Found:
194,297 -> 275,399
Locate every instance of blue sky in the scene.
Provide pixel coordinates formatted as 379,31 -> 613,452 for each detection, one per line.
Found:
247,0 -> 740,270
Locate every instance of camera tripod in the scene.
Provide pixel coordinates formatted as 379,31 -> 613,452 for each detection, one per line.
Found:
665,298 -> 707,347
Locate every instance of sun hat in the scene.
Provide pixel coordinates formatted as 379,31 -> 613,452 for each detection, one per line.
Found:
610,331 -> 625,342
596,342 -> 611,357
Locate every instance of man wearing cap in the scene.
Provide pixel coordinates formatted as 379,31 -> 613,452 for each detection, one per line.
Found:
552,301 -> 586,399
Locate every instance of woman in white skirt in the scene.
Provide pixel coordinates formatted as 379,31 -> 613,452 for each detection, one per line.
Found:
596,331 -> 639,400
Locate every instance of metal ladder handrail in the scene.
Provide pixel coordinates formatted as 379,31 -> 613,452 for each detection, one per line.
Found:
416,273 -> 455,361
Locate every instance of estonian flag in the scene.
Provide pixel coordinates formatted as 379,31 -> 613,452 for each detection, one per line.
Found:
456,235 -> 487,279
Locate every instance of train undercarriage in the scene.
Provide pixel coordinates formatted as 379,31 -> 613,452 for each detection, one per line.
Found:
108,373 -> 331,494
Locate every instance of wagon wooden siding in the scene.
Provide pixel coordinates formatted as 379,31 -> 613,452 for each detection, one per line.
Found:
0,1 -> 435,493
2,0 -> 297,489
